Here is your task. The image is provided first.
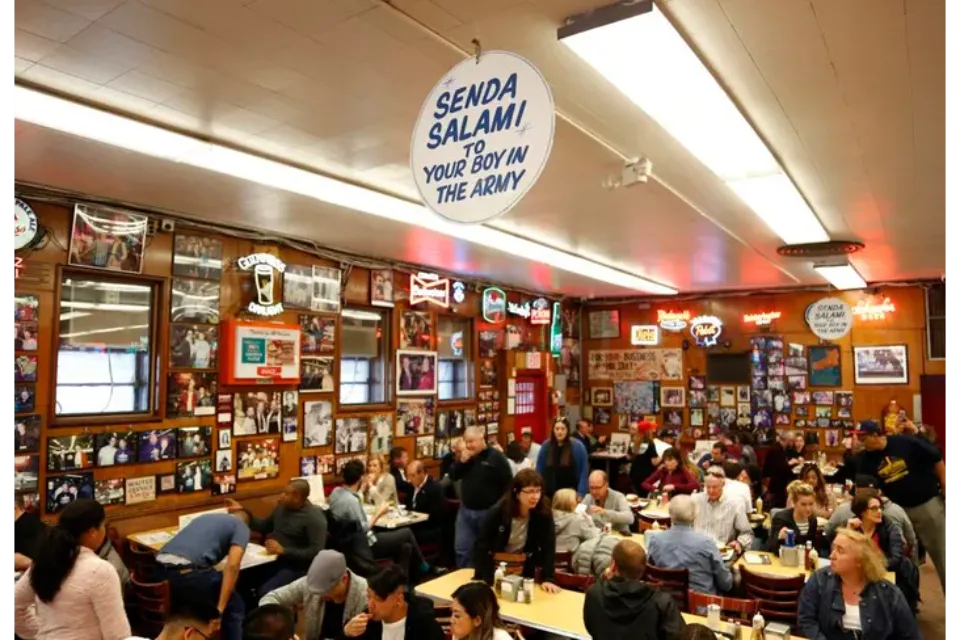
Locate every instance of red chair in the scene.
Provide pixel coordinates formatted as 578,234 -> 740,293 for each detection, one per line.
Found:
687,590 -> 759,623
552,570 -> 594,592
643,564 -> 689,612
740,566 -> 804,628
128,573 -> 170,638
554,551 -> 573,572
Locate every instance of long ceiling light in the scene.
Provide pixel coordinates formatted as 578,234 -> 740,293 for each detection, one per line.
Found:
559,1 -> 830,246
14,86 -> 676,296
813,263 -> 867,291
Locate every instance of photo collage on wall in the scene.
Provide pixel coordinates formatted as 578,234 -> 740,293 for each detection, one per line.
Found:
14,294 -> 40,507
749,336 -> 791,442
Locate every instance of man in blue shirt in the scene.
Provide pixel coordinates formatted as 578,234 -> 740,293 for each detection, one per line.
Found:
155,511 -> 251,640
647,494 -> 732,595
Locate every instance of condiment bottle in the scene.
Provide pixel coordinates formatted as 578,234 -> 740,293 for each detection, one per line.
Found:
755,497 -> 763,515
494,562 -> 506,598
751,612 -> 765,640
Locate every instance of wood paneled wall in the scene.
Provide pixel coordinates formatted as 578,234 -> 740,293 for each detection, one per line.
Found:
16,200 -> 549,525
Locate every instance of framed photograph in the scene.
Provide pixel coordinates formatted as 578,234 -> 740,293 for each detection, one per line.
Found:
786,375 -> 807,392
212,474 -> 237,496
139,429 -> 177,461
660,386 -> 686,408
125,476 -> 157,505
594,407 -> 612,426
737,403 -> 751,424
774,413 -> 791,426
795,406 -> 809,418
303,400 -> 332,448
283,264 -> 316,310
750,372 -> 766,391
299,315 -> 336,354
793,390 -> 811,405
812,391 -> 835,406
95,479 -> 125,506
400,311 -> 433,350
47,435 -> 95,472
688,389 -> 706,408
417,435 -> 435,459
719,407 -> 736,428
335,418 -> 368,454
176,459 -> 212,493
172,234 -> 223,280
171,278 -> 220,324
608,433 -> 630,456
14,454 -> 39,492
169,324 -> 218,369
752,389 -> 772,408
318,454 -> 335,475
588,310 -> 620,339
480,360 -> 498,388
300,356 -> 335,393
157,473 -> 177,494
15,415 -> 40,452
369,414 -> 393,455
809,345 -> 842,387
772,392 -> 791,414
177,426 -> 212,459
397,398 -> 435,436
591,387 -> 613,407
237,438 -> 280,480
215,449 -> 233,472
15,294 -> 39,322
836,391 -> 854,408
68,205 -> 147,273
95,431 -> 138,466
688,375 -> 706,391
217,428 -> 232,450
15,385 -> 35,413
752,408 -> 772,429
166,372 -> 217,418
15,320 -> 38,351
736,386 -> 750,403
853,345 -> 908,385
336,454 -> 366,474
311,266 -> 342,314
689,408 -> 704,427
785,357 -> 808,377
825,429 -> 840,448
768,377 -> 785,392
720,387 -> 736,407
370,269 -> 394,307
837,407 -> 852,419
282,390 -> 299,442
397,350 -> 438,396
14,355 -> 37,383
478,331 -> 500,358
706,387 -> 720,403
814,405 -> 832,419
233,391 -> 283,436
795,419 -> 808,428
300,456 -> 318,476
663,409 -> 683,427
47,472 -> 94,512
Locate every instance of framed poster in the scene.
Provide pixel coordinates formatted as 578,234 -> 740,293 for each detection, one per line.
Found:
125,476 -> 156,506
588,310 -> 620,339
370,269 -> 394,307
397,350 -> 438,396
220,319 -> 301,384
808,345 -> 842,387
854,345 -> 908,385
172,234 -> 223,281
68,205 -> 147,274
590,387 -> 613,407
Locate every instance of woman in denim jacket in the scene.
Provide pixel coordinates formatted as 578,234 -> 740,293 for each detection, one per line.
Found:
798,528 -> 920,639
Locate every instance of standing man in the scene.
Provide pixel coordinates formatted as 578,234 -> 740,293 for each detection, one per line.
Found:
581,470 -> 635,533
762,431 -> 794,508
154,511 -> 251,640
573,419 -> 599,455
226,479 -> 327,597
852,420 -> 945,592
692,473 -> 753,554
450,426 -> 513,568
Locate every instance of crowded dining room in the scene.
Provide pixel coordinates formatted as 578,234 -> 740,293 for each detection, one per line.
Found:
11,0 -> 948,638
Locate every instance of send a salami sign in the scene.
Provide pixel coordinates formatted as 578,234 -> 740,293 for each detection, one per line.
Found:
411,51 -> 555,224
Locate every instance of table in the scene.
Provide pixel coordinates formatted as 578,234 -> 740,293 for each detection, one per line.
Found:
416,569 -> 801,639
637,506 -> 670,520
362,505 -> 430,529
736,551 -> 894,583
128,526 -> 277,571
589,451 -> 628,477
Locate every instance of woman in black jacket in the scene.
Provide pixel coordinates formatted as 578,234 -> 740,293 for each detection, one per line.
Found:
628,421 -> 660,495
474,468 -> 559,593
766,480 -> 819,552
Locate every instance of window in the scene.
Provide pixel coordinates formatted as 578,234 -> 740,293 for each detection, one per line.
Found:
437,316 -> 473,400
339,308 -> 390,405
926,283 -> 945,359
56,275 -> 155,416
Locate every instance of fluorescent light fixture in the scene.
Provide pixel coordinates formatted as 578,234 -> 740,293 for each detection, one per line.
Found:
814,263 -> 867,291
61,324 -> 150,339
559,1 -> 829,245
14,86 -> 676,296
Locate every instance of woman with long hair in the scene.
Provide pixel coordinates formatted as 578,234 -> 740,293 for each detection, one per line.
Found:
15,500 -> 130,640
798,529 -> 921,639
640,447 -> 700,496
363,454 -> 398,508
766,481 -> 819,552
535,418 -> 588,497
788,463 -> 837,518
450,582 -> 513,640
628,420 -> 661,494
474,469 -> 559,593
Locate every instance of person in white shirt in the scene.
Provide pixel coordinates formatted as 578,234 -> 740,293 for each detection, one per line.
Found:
716,461 -> 753,515
191,334 -> 211,369
693,473 -> 754,554
97,436 -> 118,467
520,430 -> 541,465
343,565 -> 443,640
449,581 -> 514,640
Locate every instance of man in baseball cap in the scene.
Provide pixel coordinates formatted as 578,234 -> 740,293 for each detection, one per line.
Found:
259,550 -> 368,640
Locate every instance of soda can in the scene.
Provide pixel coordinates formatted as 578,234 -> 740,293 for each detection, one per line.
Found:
522,578 -> 535,604
786,529 -> 795,547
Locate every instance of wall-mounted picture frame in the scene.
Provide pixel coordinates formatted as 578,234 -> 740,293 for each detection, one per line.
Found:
237,438 -> 280,480
157,473 -> 177,494
689,408 -> 704,427
590,387 -> 613,407
397,350 -> 438,396
588,310 -> 620,339
68,205 -> 147,274
95,431 -> 138,466
808,345 -> 842,387
853,345 -> 908,385
660,386 -> 686,408
172,234 -> 223,281
370,269 -> 395,308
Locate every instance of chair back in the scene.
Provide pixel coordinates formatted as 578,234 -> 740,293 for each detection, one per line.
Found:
493,552 -> 527,575
127,541 -> 158,577
552,570 -> 594,592
128,573 -> 170,638
554,551 -> 573,571
687,590 -> 759,623
643,564 -> 689,612
739,566 -> 804,626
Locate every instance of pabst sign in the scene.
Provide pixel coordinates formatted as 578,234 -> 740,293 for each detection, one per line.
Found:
690,315 -> 723,347
805,297 -> 852,341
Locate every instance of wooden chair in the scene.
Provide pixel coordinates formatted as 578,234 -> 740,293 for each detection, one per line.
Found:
554,551 -> 573,571
740,566 -> 804,628
552,570 -> 594,592
127,541 -> 158,578
493,552 -> 527,576
643,564 -> 689,612
687,590 -> 759,623
128,573 -> 170,638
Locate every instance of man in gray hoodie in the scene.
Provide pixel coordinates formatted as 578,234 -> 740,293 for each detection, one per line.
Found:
259,549 -> 367,640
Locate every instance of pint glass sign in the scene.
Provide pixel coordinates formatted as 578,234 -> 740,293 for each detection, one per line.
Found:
237,253 -> 286,316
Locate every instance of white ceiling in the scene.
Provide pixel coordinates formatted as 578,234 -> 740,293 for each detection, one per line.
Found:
14,0 -> 945,296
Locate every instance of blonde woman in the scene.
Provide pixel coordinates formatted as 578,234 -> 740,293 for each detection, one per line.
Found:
362,455 -> 398,508
788,463 -> 837,518
798,528 -> 920,639
767,480 -> 819,552
551,488 -> 619,578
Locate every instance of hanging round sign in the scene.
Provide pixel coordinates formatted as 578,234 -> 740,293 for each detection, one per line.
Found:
14,199 -> 38,251
690,315 -> 723,347
805,297 -> 852,340
410,50 -> 555,224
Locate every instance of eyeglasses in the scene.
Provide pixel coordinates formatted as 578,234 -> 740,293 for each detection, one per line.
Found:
186,627 -> 212,639
519,488 -> 542,496
866,505 -> 882,512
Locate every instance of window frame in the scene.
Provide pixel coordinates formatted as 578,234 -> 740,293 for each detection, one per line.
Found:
437,313 -> 474,404
51,266 -> 162,425
338,306 -> 393,411
925,283 -> 946,361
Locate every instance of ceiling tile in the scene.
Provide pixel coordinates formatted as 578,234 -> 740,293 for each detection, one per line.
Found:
42,0 -> 123,21
15,0 -> 90,42
90,86 -> 159,113
135,52 -> 217,89
316,15 -> 410,63
14,57 -> 34,75
211,106 -> 281,136
386,0 -> 463,31
37,44 -> 132,84
430,0 -> 528,23
107,69 -> 184,103
15,28 -> 59,62
21,63 -> 101,96
245,0 -> 360,38
64,24 -> 161,66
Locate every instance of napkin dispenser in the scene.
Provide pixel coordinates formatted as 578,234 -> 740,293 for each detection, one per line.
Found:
764,622 -> 792,639
779,546 -> 801,567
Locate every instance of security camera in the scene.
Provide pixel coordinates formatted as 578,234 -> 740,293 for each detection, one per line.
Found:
602,157 -> 653,190
159,218 -> 176,233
